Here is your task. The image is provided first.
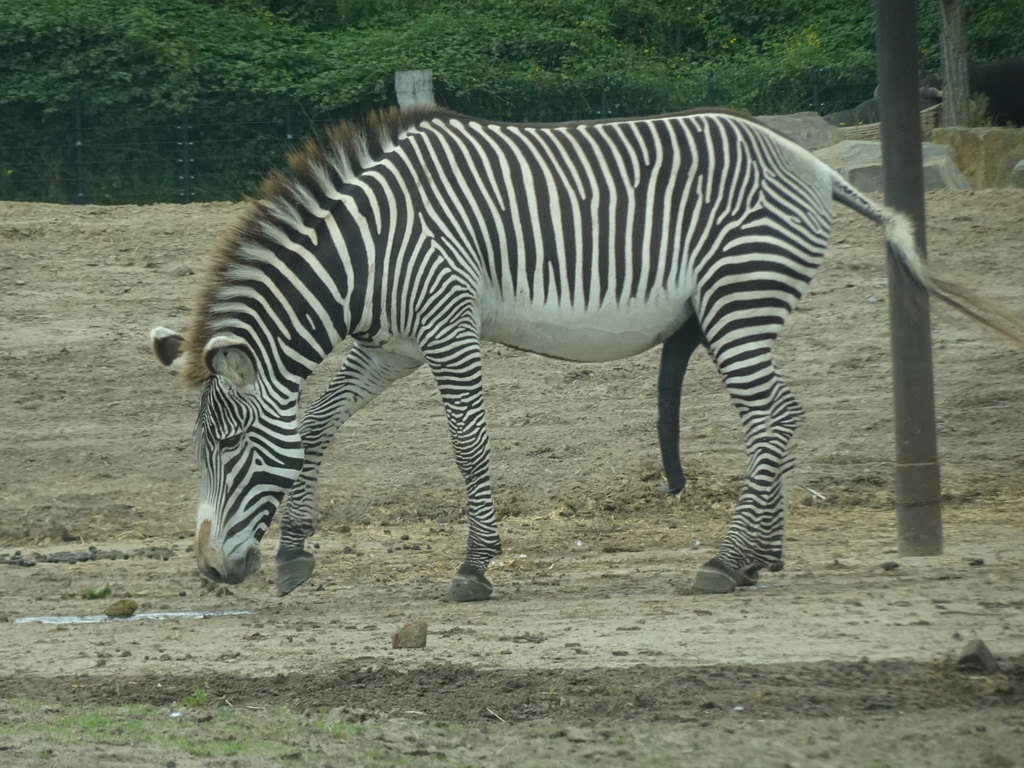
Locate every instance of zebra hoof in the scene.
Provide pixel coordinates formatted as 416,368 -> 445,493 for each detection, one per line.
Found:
663,472 -> 687,497
690,558 -> 759,594
276,550 -> 315,596
444,564 -> 493,602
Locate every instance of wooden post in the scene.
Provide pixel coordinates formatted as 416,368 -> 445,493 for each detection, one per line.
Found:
395,70 -> 435,108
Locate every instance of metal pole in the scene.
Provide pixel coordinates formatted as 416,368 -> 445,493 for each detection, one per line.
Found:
874,0 -> 943,555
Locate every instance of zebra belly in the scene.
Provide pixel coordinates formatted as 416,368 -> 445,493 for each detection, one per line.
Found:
481,290 -> 693,363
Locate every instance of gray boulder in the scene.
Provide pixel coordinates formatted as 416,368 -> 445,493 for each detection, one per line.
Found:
756,111 -> 843,151
813,140 -> 970,193
1010,159 -> 1024,189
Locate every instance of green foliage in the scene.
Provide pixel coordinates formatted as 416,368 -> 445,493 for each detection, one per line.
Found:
181,688 -> 210,707
0,0 -> 305,114
1,0 -> 1019,119
1,0 -> 1020,203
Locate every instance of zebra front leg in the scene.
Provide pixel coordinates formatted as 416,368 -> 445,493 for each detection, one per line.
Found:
658,315 -> 705,495
276,344 -> 423,596
276,462 -> 319,596
692,358 -> 804,594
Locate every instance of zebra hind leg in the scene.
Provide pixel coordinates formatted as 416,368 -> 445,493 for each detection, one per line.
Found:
691,359 -> 804,594
658,315 -> 705,496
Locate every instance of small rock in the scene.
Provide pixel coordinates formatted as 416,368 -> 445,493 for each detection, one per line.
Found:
561,726 -> 591,743
957,638 -> 999,674
104,598 -> 138,618
392,621 -> 428,649
881,561 -> 900,571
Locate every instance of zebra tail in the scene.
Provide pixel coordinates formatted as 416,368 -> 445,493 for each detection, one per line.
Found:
830,172 -> 1024,348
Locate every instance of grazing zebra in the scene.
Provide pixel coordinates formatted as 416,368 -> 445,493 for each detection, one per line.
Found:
151,106 -> 1016,599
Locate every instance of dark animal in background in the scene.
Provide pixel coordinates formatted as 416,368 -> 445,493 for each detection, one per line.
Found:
824,86 -> 943,127
824,59 -> 1024,128
919,59 -> 1024,126
963,59 -> 1024,126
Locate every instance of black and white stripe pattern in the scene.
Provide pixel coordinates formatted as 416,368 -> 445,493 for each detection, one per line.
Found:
156,107 -> 953,596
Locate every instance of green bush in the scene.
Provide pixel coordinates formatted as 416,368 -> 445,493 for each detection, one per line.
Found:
1,0 -> 1021,203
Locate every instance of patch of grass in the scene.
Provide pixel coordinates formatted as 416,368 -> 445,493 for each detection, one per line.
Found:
319,719 -> 366,738
0,700 -> 323,763
181,687 -> 209,707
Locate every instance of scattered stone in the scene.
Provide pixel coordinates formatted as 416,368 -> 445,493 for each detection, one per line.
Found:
957,638 -> 999,674
2,544 -> 176,568
82,584 -> 112,599
104,598 -> 138,618
2,548 -> 128,566
1,551 -> 36,567
391,621 -> 428,649
813,140 -> 969,193
881,561 -> 900,572
560,726 -> 592,743
133,545 -> 174,561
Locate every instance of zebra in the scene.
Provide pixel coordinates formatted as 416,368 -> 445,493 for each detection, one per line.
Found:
151,106 -> 1017,600
251,313 -> 701,596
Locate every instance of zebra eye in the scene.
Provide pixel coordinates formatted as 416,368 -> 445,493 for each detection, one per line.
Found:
219,434 -> 243,451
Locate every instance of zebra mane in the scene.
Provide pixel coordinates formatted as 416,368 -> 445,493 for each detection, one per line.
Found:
179,104 -> 454,386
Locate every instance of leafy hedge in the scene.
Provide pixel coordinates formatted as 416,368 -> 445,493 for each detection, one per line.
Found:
1,0 -> 1021,202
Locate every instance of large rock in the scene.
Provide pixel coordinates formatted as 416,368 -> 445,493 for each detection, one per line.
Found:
812,140 -> 970,193
756,111 -> 843,151
932,127 -> 1024,188
1011,159 -> 1024,189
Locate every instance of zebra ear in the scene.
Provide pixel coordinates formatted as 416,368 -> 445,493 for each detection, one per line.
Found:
204,334 -> 258,392
151,327 -> 187,372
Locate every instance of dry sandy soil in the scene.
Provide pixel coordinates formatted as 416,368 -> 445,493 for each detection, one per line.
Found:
1,190 -> 1023,766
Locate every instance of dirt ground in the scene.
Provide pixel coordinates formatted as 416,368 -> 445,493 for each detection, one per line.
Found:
1,190 -> 1023,767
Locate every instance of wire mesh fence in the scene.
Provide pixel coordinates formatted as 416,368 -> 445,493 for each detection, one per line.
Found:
0,68 -> 872,205
0,96 -> 356,205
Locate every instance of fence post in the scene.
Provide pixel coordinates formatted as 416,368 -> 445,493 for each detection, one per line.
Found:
285,101 -> 295,142
178,116 -> 194,202
810,66 -> 822,113
395,70 -> 435,107
74,99 -> 85,204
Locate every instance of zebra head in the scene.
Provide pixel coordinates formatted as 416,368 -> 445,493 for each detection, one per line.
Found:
151,327 -> 304,584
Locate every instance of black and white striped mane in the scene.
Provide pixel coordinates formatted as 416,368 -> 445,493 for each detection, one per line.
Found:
180,104 -> 453,386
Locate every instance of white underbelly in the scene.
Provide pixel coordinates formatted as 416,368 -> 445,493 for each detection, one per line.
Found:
481,287 -> 694,362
